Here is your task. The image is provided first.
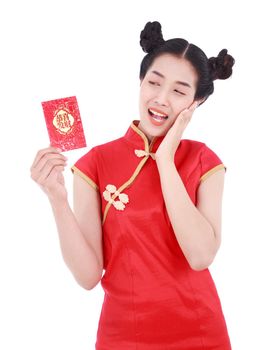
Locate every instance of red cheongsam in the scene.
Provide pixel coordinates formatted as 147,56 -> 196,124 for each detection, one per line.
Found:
71,120 -> 232,350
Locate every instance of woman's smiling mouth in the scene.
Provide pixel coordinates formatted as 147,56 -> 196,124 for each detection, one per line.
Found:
148,108 -> 169,126
148,108 -> 169,120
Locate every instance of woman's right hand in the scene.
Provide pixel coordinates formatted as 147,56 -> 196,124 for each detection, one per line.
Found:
30,147 -> 68,202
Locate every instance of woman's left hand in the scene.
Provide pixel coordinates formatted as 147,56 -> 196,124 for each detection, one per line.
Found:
155,101 -> 199,163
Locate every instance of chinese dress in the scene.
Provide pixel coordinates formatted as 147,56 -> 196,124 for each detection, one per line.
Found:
71,119 -> 232,350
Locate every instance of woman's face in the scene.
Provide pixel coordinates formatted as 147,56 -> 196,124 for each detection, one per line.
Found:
138,53 -> 199,141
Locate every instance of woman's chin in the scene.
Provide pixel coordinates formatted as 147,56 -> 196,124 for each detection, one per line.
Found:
138,119 -> 168,139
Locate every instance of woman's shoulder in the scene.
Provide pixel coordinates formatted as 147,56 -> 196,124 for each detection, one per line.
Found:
179,138 -> 223,161
180,138 -> 206,152
92,135 -> 125,153
72,136 -> 125,171
178,139 -> 225,181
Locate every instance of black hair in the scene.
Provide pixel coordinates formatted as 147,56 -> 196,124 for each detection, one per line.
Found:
139,21 -> 235,105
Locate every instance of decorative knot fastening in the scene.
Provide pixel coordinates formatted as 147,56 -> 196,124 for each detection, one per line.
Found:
134,149 -> 156,160
103,184 -> 129,211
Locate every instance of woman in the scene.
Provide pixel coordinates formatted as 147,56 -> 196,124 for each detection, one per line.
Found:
31,21 -> 235,349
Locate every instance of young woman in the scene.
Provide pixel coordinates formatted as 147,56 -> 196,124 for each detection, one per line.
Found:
31,21 -> 235,349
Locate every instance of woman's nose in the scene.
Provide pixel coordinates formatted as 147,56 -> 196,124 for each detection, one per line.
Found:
154,89 -> 169,106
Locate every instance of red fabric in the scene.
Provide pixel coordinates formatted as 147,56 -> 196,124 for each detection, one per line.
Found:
72,146 -> 99,185
201,144 -> 226,177
72,120 -> 231,350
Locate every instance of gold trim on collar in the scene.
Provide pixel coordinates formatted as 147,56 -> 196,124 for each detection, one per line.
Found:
102,121 -> 159,225
130,121 -> 158,152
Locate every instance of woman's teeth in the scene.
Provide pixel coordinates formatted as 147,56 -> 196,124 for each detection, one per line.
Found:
148,108 -> 168,120
148,108 -> 169,126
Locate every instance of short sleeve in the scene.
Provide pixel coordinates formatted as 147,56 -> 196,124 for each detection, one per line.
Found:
200,144 -> 227,183
71,146 -> 99,191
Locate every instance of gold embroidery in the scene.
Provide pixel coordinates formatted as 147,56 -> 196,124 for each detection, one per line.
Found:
102,154 -> 149,224
103,184 -> 129,211
103,190 -> 111,201
106,184 -> 117,193
113,201 -> 126,210
134,149 -> 156,160
118,193 -> 129,202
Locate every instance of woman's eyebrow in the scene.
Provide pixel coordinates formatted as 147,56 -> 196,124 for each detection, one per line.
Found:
151,70 -> 192,88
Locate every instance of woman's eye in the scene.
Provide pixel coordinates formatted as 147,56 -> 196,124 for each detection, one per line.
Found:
174,89 -> 185,95
149,81 -> 159,86
148,81 -> 185,95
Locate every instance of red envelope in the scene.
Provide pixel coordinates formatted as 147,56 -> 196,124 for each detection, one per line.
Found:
41,96 -> 87,152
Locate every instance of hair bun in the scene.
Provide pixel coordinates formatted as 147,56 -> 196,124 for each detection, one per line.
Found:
208,49 -> 235,80
140,21 -> 165,53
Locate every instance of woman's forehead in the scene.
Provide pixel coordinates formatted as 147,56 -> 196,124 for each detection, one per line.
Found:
148,54 -> 198,87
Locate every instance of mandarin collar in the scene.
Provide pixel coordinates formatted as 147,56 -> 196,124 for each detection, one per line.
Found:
123,120 -> 165,153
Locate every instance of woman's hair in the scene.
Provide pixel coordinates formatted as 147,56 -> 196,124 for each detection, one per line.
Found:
139,21 -> 235,104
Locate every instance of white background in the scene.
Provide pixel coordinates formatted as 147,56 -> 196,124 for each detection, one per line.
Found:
0,0 -> 267,349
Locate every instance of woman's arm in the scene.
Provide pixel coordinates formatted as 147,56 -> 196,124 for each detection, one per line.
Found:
156,158 -> 225,271
49,181 -> 103,290
30,147 -> 103,290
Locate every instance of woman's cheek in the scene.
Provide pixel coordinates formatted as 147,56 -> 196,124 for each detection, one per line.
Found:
140,87 -> 151,101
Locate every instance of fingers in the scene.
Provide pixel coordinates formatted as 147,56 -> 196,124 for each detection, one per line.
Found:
181,101 -> 198,115
178,101 -> 198,121
35,152 -> 67,174
189,101 -> 199,111
30,147 -> 67,184
177,108 -> 191,123
31,147 -> 66,169
37,164 -> 65,186
31,147 -> 63,169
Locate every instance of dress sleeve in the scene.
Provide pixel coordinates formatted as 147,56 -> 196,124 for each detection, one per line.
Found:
71,146 -> 99,191
200,144 -> 227,183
